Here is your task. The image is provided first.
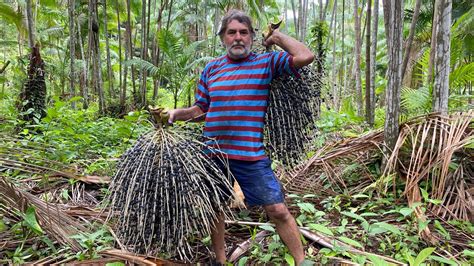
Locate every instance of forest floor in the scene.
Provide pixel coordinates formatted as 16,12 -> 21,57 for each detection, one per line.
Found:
0,111 -> 473,265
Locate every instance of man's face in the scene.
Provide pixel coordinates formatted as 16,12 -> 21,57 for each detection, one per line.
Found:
222,19 -> 253,60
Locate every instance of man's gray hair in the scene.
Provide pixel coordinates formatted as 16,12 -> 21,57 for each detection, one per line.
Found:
217,9 -> 256,40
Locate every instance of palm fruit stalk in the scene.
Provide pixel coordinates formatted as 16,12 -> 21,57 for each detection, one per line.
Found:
258,22 -> 322,167
108,108 -> 233,261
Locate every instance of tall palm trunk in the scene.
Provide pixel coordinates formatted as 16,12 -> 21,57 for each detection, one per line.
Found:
353,0 -> 363,116
365,0 -> 372,125
68,0 -> 76,109
103,0 -> 115,100
401,0 -> 422,80
432,0 -> 451,114
369,0 -> 379,122
383,0 -> 404,151
88,0 -> 105,114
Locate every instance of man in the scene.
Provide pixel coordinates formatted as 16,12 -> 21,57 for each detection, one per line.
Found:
166,9 -> 314,264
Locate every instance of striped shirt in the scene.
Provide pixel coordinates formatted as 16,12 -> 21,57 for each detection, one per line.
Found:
194,52 -> 299,161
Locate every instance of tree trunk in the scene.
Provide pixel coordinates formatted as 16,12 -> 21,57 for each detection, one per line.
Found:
291,0 -> 299,40
88,0 -> 105,114
427,0 -> 439,84
369,0 -> 378,121
432,0 -> 451,115
353,0 -> 363,116
139,0 -> 149,108
331,0 -> 338,110
115,1 -> 124,109
26,0 -> 35,48
19,1 -> 46,124
103,0 -> 115,101
126,0 -> 137,104
365,0 -> 372,125
68,0 -> 76,108
76,16 -> 89,109
383,0 -> 404,151
401,0 -> 422,80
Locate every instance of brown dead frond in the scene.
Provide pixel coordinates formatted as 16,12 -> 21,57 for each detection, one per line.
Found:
0,176 -> 88,252
282,130 -> 384,197
384,110 -> 473,222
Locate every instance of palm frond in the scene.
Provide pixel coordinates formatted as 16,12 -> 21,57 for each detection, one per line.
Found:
0,176 -> 87,252
124,58 -> 160,77
401,86 -> 431,115
450,61 -> 474,89
0,3 -> 27,35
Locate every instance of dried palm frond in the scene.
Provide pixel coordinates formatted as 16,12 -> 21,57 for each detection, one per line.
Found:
0,176 -> 87,251
108,125 -> 234,261
384,110 -> 473,222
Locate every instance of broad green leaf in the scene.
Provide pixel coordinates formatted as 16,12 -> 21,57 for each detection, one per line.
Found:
284,253 -> 295,266
297,202 -> 317,214
399,207 -> 414,217
463,249 -> 474,257
308,223 -> 334,236
338,236 -> 364,249
434,220 -> 450,239
429,255 -> 457,265
413,247 -> 435,266
366,254 -> 388,266
238,256 -> 249,266
0,219 -> 6,232
341,211 -> 369,231
24,206 -> 43,234
373,222 -> 402,235
259,225 -> 275,232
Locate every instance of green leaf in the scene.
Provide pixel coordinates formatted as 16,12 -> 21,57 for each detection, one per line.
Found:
341,211 -> 369,231
105,262 -> 125,266
399,207 -> 414,217
259,225 -> 275,232
372,222 -> 402,235
24,206 -> 43,234
463,249 -> 474,258
338,236 -> 363,249
366,254 -> 388,266
429,255 -> 457,265
413,247 -> 435,266
297,202 -> 317,214
308,223 -> 334,236
238,256 -> 249,266
284,253 -> 295,266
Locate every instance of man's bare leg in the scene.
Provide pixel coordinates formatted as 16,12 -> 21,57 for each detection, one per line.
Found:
264,203 -> 305,264
210,213 -> 226,263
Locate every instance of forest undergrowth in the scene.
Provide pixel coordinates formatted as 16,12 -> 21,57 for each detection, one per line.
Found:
0,98 -> 473,265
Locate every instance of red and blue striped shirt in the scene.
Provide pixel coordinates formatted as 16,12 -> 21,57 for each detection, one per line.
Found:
194,52 -> 299,161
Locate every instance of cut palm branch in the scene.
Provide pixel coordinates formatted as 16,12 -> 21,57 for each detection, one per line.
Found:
107,121 -> 234,261
0,176 -> 87,252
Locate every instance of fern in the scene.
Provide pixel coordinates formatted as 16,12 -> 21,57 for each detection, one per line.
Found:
124,58 -> 160,77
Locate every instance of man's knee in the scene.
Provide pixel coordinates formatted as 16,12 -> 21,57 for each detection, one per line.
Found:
264,203 -> 292,222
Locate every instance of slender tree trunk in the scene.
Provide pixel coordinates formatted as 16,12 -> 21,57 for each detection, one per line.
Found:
383,0 -> 404,151
284,0 -> 289,33
26,0 -> 35,48
68,0 -> 76,108
126,0 -> 137,103
103,0 -> 115,100
331,0 -> 338,109
139,0 -> 149,108
427,0 -> 439,84
115,0 -> 124,109
365,0 -> 372,125
432,0 -> 451,114
353,0 -> 363,116
369,0 -> 378,120
341,0 -> 346,100
291,0 -> 299,40
77,17 -> 89,109
88,0 -> 105,114
152,0 -> 166,100
401,0 -> 422,79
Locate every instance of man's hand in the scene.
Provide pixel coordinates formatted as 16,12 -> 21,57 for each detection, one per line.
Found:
262,30 -> 314,68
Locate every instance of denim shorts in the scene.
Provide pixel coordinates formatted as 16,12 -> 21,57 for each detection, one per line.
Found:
214,157 -> 285,207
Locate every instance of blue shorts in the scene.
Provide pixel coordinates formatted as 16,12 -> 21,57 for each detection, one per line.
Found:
215,157 -> 285,207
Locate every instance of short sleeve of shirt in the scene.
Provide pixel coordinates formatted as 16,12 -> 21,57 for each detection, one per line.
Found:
268,51 -> 300,79
194,66 -> 211,112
